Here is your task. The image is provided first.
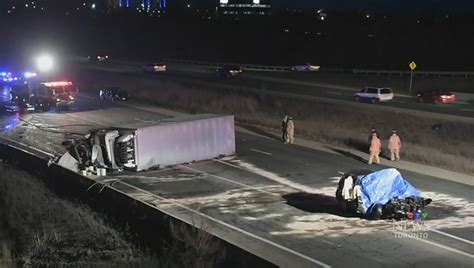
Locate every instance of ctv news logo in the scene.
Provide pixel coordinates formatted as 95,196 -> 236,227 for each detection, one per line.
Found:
392,212 -> 431,239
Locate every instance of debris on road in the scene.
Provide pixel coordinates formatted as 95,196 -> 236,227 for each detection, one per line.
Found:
336,168 -> 432,220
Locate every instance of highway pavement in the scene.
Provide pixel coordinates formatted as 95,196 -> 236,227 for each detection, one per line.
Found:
0,92 -> 472,267
78,60 -> 474,119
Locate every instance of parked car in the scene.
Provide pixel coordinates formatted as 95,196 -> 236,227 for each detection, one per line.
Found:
100,88 -> 129,101
216,65 -> 243,78
88,55 -> 109,62
291,63 -> 320,72
417,90 -> 456,104
354,87 -> 394,103
0,102 -> 20,113
143,63 -> 167,73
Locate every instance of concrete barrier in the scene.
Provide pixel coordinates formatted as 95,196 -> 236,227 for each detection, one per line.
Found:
0,143 -> 275,268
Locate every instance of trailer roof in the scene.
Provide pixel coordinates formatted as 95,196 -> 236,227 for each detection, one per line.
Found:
114,114 -> 231,130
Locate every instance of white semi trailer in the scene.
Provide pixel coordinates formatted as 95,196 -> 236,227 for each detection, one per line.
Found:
88,114 -> 235,171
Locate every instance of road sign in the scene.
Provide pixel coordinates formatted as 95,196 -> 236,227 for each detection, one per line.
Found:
409,61 -> 417,71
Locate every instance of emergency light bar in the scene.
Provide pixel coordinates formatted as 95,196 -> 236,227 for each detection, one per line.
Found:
42,81 -> 73,87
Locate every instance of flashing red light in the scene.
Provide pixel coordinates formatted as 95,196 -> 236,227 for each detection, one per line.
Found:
42,81 -> 73,87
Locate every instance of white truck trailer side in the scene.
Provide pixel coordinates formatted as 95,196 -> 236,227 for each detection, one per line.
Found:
95,114 -> 235,171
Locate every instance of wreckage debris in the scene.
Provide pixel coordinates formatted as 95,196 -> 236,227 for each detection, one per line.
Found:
336,168 -> 432,220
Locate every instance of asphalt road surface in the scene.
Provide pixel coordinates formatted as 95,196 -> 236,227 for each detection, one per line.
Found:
0,92 -> 472,267
78,60 -> 474,120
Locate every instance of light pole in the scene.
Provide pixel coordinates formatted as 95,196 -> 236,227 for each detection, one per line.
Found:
408,61 -> 417,95
36,54 -> 54,73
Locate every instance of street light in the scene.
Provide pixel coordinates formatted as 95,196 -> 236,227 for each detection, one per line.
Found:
36,54 -> 54,72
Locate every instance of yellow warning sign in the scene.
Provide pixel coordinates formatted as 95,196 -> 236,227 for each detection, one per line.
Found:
409,61 -> 417,71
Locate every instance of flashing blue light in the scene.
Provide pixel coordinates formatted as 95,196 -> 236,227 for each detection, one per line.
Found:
24,72 -> 37,78
13,77 -> 18,81
119,0 -> 122,8
7,78 -> 13,82
126,0 -> 130,8
2,78 -> 7,82
0,72 -> 6,77
148,0 -> 151,9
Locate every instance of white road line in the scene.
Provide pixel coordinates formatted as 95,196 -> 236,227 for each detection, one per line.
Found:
0,137 -> 55,157
395,232 -> 474,259
250,148 -> 272,156
66,113 -> 109,127
181,165 -> 280,197
431,229 -> 474,245
116,180 -> 331,268
215,159 -> 320,194
459,109 -> 474,112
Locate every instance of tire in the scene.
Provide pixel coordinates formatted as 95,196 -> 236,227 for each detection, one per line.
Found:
418,97 -> 423,103
355,96 -> 360,102
370,204 -> 383,220
434,99 -> 439,104
370,98 -> 378,104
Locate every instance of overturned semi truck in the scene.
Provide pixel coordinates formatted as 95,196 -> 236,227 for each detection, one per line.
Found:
65,114 -> 236,172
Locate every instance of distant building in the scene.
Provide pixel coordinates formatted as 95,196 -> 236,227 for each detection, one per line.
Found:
218,0 -> 271,16
108,0 -> 167,10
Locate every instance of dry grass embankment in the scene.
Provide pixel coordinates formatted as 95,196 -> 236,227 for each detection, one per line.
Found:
77,71 -> 474,175
0,163 -> 224,267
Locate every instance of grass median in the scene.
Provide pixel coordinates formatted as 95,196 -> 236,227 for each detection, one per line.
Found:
76,70 -> 474,175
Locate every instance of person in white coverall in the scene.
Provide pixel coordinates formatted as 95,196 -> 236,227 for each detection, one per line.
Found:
388,130 -> 401,161
286,117 -> 295,144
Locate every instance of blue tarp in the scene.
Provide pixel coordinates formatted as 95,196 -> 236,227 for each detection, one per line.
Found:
358,168 -> 420,214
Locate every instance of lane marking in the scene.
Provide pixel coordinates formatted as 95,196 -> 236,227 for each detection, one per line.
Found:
459,109 -> 474,112
395,232 -> 474,259
431,229 -> 474,245
0,137 -> 55,157
250,148 -> 272,156
181,165 -> 280,197
215,159 -> 320,194
326,92 -> 342,95
116,179 -> 331,267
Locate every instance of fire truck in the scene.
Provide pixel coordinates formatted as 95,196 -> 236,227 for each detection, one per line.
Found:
11,80 -> 77,111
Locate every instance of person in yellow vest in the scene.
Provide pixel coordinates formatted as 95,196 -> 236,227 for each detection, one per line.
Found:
388,130 -> 401,161
286,117 -> 295,144
368,132 -> 381,164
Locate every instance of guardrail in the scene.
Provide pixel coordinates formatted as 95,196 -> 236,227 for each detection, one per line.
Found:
353,69 -> 474,78
82,57 -> 473,77
164,58 -> 474,77
164,58 -> 291,72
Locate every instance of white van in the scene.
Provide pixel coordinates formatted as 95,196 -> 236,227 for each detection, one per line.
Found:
354,87 -> 394,103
